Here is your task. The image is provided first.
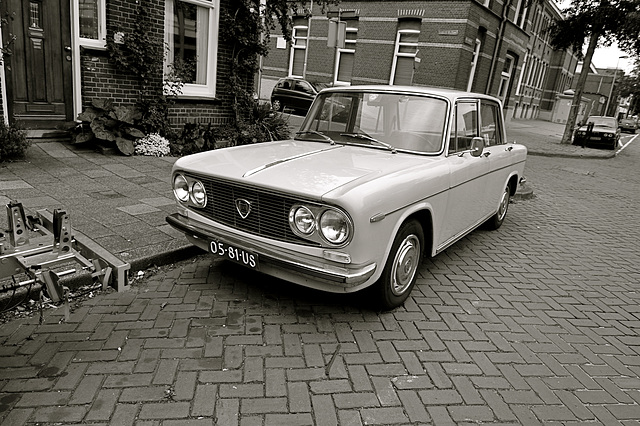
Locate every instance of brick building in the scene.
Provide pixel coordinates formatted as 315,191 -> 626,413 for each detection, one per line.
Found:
0,0 -> 237,134
260,0 -> 578,123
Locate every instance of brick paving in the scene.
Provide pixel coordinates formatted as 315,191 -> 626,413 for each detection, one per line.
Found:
1,130 -> 640,424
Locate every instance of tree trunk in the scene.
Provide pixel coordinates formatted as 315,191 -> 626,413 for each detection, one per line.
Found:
561,31 -> 601,144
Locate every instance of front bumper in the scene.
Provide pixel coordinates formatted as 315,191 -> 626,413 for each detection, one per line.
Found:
166,213 -> 377,293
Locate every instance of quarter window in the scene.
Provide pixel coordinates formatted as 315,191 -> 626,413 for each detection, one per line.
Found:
164,0 -> 219,98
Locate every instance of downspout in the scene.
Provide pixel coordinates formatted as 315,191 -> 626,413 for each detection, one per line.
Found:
302,0 -> 313,78
486,0 -> 513,94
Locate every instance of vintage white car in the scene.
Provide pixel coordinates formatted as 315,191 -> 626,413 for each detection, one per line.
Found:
167,86 -> 527,309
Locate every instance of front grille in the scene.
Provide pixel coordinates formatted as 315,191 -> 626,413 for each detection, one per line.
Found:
185,173 -> 320,247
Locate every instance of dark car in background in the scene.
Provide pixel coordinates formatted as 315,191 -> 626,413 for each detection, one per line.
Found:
270,78 -> 319,115
573,116 -> 620,150
619,117 -> 638,133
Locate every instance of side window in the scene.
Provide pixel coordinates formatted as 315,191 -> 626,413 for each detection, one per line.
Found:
480,101 -> 503,146
295,81 -> 314,94
449,101 -> 478,153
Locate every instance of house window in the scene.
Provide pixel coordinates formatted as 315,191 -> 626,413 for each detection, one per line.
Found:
390,19 -> 421,85
514,0 -> 528,28
289,20 -> 309,78
334,25 -> 357,85
515,50 -> 529,95
164,0 -> 219,98
467,38 -> 481,92
75,0 -> 106,48
497,54 -> 515,102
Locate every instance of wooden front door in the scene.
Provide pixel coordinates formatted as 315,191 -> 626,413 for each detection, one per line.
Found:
2,0 -> 73,128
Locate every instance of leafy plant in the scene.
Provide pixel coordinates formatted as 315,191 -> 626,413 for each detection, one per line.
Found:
72,99 -> 145,156
0,120 -> 30,162
170,103 -> 291,156
169,122 -> 217,157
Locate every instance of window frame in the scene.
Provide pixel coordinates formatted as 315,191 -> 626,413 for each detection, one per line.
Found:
289,23 -> 309,78
390,28 -> 420,85
497,54 -> 515,102
74,0 -> 106,49
333,25 -> 358,85
164,0 -> 220,99
467,38 -> 481,92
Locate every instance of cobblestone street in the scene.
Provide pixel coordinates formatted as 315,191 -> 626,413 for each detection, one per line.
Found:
1,137 -> 640,425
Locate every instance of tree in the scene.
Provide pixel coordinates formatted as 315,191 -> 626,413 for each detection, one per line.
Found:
547,0 -> 640,144
221,0 -> 338,122
618,66 -> 640,116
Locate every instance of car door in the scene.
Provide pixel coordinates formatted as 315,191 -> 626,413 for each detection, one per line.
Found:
479,100 -> 513,209
440,100 -> 491,248
292,80 -> 315,111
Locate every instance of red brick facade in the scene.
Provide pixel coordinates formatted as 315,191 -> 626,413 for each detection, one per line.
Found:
78,0 -> 236,130
260,0 -> 578,122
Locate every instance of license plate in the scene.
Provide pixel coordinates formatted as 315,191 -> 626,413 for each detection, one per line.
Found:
590,136 -> 601,140
210,240 -> 258,269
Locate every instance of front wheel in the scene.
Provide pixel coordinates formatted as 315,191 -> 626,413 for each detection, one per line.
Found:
371,220 -> 424,310
271,99 -> 282,112
485,183 -> 512,230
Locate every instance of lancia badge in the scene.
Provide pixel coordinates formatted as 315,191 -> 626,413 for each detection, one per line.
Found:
236,199 -> 252,219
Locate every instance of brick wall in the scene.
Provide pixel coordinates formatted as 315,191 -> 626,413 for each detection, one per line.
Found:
79,0 -> 236,130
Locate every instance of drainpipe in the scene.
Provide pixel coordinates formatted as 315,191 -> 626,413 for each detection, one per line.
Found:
486,0 -> 513,94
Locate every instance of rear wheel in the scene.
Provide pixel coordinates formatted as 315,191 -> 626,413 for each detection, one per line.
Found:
485,183 -> 512,230
372,220 -> 424,310
271,99 -> 282,111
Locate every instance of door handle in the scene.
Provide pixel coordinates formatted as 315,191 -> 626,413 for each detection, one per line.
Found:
64,46 -> 72,52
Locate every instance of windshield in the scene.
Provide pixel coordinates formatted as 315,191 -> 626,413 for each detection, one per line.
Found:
587,117 -> 617,128
297,91 -> 448,154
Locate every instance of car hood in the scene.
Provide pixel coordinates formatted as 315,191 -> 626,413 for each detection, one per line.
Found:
577,124 -> 617,133
173,140 -> 442,199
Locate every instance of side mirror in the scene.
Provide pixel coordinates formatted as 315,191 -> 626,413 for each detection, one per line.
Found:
470,137 -> 485,157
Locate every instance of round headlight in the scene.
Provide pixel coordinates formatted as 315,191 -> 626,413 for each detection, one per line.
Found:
173,174 -> 189,202
606,133 -> 613,138
292,206 -> 316,234
191,181 -> 207,207
320,209 -> 350,244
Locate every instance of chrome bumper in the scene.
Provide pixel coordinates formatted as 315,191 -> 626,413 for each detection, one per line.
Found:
166,213 -> 376,289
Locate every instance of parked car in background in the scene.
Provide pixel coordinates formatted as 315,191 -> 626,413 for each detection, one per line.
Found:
270,78 -> 318,115
167,85 -> 527,309
619,117 -> 638,133
573,116 -> 620,150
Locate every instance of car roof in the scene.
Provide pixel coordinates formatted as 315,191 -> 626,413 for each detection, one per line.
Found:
318,84 -> 503,104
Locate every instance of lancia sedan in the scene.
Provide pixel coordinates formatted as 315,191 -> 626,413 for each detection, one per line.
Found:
166,86 -> 527,309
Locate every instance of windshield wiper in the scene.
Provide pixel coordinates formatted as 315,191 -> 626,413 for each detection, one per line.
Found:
340,133 -> 397,153
295,130 -> 335,144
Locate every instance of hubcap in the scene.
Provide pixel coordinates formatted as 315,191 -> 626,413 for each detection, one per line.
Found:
390,235 -> 420,296
498,188 -> 509,221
